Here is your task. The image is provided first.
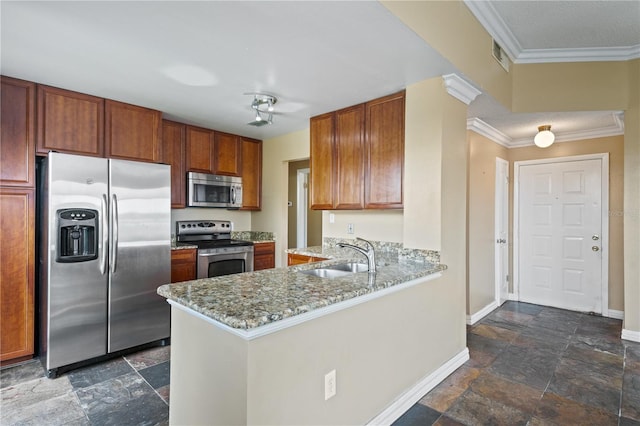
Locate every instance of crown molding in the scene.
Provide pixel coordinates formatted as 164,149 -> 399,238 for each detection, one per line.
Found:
464,0 -> 640,63
466,118 -> 511,147
468,113 -> 625,148
516,45 -> 640,63
442,74 -> 481,105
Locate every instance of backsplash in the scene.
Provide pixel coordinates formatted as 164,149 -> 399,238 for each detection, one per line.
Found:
232,231 -> 275,242
323,237 -> 440,264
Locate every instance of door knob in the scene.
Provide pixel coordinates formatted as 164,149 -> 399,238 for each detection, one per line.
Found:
496,239 -> 506,244
592,246 -> 600,252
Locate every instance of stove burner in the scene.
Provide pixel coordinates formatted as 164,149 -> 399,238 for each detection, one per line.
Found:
175,219 -> 253,249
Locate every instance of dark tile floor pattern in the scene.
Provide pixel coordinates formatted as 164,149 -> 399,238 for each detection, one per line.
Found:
1,302 -> 639,425
1,345 -> 170,425
394,301 -> 640,426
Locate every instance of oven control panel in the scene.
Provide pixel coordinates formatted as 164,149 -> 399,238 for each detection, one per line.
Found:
176,220 -> 232,236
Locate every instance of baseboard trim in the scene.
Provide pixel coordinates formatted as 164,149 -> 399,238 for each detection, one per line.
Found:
466,301 -> 499,325
608,309 -> 624,320
508,293 -> 518,301
367,348 -> 470,426
622,328 -> 640,343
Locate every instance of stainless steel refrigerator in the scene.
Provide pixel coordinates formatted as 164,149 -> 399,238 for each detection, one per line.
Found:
39,152 -> 171,377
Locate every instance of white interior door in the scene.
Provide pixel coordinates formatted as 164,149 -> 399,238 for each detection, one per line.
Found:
517,157 -> 606,314
495,158 -> 509,304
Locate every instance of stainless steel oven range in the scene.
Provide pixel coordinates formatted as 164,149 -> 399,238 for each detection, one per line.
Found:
175,220 -> 253,278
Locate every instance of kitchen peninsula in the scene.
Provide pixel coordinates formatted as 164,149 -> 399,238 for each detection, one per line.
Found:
158,245 -> 465,425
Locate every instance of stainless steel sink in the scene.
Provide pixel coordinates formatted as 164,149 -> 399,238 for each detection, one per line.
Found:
326,262 -> 368,273
299,262 -> 369,279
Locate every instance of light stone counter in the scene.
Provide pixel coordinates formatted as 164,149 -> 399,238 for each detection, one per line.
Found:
157,247 -> 445,333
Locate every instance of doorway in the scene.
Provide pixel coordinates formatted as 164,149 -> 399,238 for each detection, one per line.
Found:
495,157 -> 509,305
288,160 -> 322,249
514,154 -> 609,315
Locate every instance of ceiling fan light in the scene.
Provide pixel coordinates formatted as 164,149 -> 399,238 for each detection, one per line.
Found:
534,125 -> 555,148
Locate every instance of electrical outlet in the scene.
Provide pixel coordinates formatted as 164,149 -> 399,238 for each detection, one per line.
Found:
329,213 -> 335,224
324,369 -> 336,400
347,223 -> 354,234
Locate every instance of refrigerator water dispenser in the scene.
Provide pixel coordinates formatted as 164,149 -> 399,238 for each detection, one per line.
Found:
56,209 -> 98,262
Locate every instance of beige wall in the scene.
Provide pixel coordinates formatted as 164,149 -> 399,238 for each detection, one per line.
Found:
512,61 -> 630,112
253,129 -> 310,266
624,58 -> 640,333
169,274 -> 466,425
467,132 -> 509,314
381,0 -> 512,110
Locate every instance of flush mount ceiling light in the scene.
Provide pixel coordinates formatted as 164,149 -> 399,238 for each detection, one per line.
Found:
534,125 -> 555,148
244,93 -> 277,127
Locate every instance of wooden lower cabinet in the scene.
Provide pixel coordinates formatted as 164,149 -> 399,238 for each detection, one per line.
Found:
287,253 -> 328,266
254,242 -> 275,271
0,187 -> 35,363
171,249 -> 197,283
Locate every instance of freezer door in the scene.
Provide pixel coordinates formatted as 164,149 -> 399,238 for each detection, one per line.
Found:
108,159 -> 171,352
45,153 -> 109,370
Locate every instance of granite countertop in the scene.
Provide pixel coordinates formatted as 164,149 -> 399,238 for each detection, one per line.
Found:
158,246 -> 446,331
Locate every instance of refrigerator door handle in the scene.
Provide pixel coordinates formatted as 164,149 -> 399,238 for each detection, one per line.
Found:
100,194 -> 108,275
110,194 -> 119,273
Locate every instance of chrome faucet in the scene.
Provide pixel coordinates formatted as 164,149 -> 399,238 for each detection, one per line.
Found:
337,237 -> 376,273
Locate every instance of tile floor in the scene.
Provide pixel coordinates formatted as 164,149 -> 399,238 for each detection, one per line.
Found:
1,345 -> 170,425
393,301 -> 640,426
1,302 -> 639,425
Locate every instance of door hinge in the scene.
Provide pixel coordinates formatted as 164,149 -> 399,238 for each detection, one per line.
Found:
506,274 -> 509,283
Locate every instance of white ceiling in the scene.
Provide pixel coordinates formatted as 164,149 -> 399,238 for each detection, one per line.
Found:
1,1 -> 637,147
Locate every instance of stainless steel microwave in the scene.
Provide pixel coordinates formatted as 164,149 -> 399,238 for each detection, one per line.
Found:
187,172 -> 243,209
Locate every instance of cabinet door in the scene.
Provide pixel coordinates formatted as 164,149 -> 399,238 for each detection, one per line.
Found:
214,132 -> 242,176
185,125 -> 215,173
105,100 -> 162,163
37,84 -> 104,157
334,104 -> 365,209
162,120 -> 186,208
1,77 -> 35,187
365,91 -> 405,209
0,188 -> 35,362
309,112 -> 334,210
254,242 -> 275,271
287,253 -> 327,266
240,137 -> 262,211
171,249 -> 196,283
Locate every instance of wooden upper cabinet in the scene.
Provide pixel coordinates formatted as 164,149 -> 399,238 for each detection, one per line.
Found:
365,91 -> 405,209
1,76 -> 35,187
37,84 -> 104,157
185,125 -> 215,174
214,132 -> 242,176
310,112 -> 334,210
161,120 -> 186,208
0,187 -> 35,362
309,91 -> 405,210
240,137 -> 262,211
105,100 -> 162,163
334,104 -> 365,209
